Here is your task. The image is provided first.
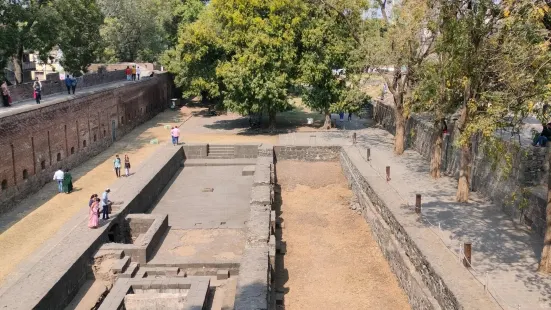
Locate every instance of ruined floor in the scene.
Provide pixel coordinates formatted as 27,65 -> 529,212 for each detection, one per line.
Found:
275,161 -> 410,310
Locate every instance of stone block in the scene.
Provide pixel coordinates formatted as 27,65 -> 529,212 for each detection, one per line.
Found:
124,293 -> 187,310
216,270 -> 229,280
250,185 -> 271,206
234,247 -> 269,310
254,164 -> 271,186
242,165 -> 256,176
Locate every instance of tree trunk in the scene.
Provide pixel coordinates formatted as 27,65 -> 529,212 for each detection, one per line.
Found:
456,142 -> 471,202
539,149 -> 551,273
12,48 -> 23,84
323,107 -> 331,129
394,106 -> 406,155
430,122 -> 443,178
268,109 -> 276,132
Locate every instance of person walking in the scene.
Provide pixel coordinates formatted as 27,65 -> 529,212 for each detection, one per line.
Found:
131,65 -> 137,81
125,66 -> 131,81
70,76 -> 77,94
114,155 -> 121,177
101,188 -> 111,220
136,66 -> 141,80
124,154 -> 131,177
53,168 -> 64,193
33,77 -> 42,104
62,169 -> 73,194
88,197 -> 100,229
1,79 -> 11,107
65,75 -> 73,94
170,126 -> 180,146
348,111 -> 352,121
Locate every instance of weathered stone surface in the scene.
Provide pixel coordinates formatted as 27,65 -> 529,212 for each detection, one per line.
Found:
234,246 -> 269,310
242,166 -> 256,176
250,185 -> 271,206
274,145 -> 341,161
253,164 -> 271,186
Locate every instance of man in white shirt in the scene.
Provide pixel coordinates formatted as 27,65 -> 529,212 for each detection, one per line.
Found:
101,188 -> 111,220
53,168 -> 64,193
136,66 -> 141,80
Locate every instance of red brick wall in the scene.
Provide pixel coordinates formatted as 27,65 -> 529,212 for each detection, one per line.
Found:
0,73 -> 172,213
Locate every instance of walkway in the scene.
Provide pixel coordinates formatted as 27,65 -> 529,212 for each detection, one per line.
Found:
279,129 -> 551,310
0,78 -> 147,118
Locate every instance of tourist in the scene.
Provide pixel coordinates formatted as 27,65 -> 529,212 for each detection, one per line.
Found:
534,122 -> 551,147
62,169 -> 73,194
53,168 -> 64,193
88,197 -> 100,229
33,77 -> 42,104
348,111 -> 352,121
136,66 -> 141,80
125,66 -> 131,81
131,65 -> 137,81
124,154 -> 131,177
101,188 -> 111,220
70,76 -> 77,94
1,79 -> 11,107
65,75 -> 72,94
89,194 -> 98,207
170,126 -> 180,146
113,155 -> 121,178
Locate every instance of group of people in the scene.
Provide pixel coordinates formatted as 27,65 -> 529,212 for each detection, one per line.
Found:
88,189 -> 112,229
125,65 -> 141,81
0,74 -> 78,107
65,75 -> 78,95
53,168 -> 73,194
113,154 -> 131,178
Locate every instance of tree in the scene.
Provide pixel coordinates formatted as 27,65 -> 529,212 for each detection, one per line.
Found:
298,2 -> 364,129
56,0 -> 104,75
1,1 -> 62,83
98,0 -> 205,63
162,7 -> 227,102
213,0 -> 304,130
365,0 -> 437,155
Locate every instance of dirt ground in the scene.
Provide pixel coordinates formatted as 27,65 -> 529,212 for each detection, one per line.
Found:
276,161 -> 410,310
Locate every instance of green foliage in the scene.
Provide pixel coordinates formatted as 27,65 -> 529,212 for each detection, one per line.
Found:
97,0 -> 205,63
56,0 -> 104,75
162,8 -> 225,101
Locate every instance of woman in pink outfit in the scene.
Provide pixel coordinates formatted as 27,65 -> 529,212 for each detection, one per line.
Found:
88,197 -> 100,228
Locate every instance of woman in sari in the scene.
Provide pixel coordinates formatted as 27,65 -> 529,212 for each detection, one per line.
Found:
88,197 -> 100,228
62,169 -> 73,193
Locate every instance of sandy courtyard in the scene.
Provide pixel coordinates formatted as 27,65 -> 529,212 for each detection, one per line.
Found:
276,161 -> 410,310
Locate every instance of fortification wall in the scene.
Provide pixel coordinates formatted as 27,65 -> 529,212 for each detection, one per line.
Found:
0,73 -> 173,213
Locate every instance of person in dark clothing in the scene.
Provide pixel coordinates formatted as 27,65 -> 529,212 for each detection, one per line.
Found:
65,75 -> 72,94
534,123 -> 551,146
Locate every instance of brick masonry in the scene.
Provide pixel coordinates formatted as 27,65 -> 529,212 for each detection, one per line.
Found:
7,70 -> 128,103
371,101 -> 549,236
0,73 -> 173,214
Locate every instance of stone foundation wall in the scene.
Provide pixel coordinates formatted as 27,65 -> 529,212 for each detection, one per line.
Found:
234,146 -> 275,310
371,101 -> 548,236
273,145 -> 341,161
340,150 -> 446,310
0,73 -> 173,214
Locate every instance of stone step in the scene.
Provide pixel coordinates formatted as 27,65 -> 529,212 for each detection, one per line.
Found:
207,155 -> 235,159
208,151 -> 235,155
184,158 -> 257,166
120,262 -> 139,278
112,256 -> 131,274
